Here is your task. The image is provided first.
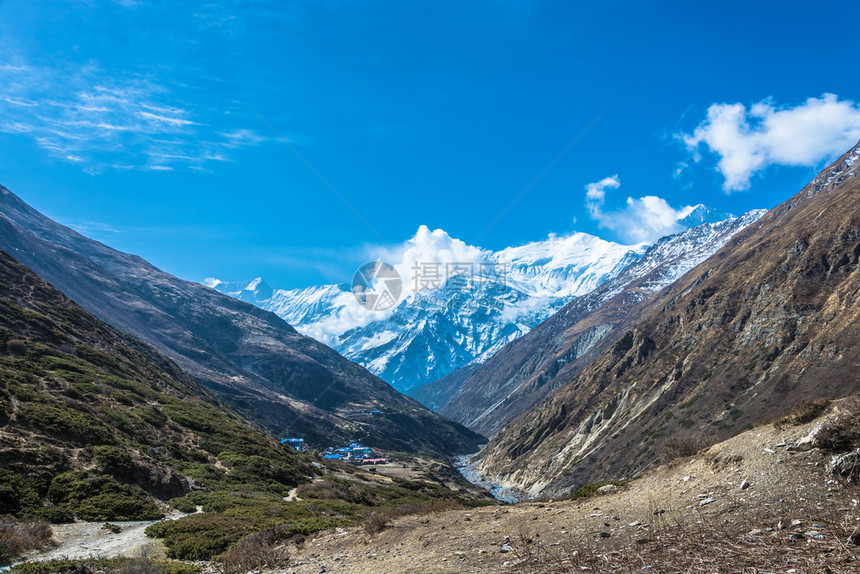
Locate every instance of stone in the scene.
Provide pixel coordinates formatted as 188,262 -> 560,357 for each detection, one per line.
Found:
832,449 -> 860,484
740,480 -> 750,490
699,498 -> 716,506
596,484 -> 619,495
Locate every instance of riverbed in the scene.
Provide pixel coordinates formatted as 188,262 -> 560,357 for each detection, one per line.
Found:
454,454 -> 526,504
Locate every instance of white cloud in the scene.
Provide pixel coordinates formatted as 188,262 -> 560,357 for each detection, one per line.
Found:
0,60 -> 266,172
585,176 -> 694,244
375,225 -> 491,297
681,94 -> 860,191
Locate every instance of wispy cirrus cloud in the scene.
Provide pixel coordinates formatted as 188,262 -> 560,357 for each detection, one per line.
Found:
0,60 -> 266,173
679,94 -> 860,192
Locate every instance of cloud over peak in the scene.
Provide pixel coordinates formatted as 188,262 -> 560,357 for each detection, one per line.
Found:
585,176 -> 695,244
680,94 -> 860,192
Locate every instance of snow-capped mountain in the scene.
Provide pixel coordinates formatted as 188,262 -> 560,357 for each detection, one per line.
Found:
208,228 -> 646,393
207,209 -> 755,394
437,208 -> 769,438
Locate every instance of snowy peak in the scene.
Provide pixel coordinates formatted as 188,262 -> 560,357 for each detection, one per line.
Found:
206,212 -> 756,395
206,277 -> 274,304
495,232 -> 647,298
676,204 -> 731,227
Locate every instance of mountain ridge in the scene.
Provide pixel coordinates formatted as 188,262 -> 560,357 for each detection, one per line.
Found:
475,139 -> 860,497
423,209 -> 765,437
0,186 -> 483,457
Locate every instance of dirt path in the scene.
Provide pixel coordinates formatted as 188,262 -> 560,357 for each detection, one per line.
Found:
18,513 -> 185,564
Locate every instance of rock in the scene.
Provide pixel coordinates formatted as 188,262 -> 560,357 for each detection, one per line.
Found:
831,449 -> 860,484
791,519 -> 803,527
653,509 -> 666,516
740,480 -> 750,490
500,543 -> 514,553
699,498 -> 715,506
599,532 -> 611,538
596,484 -> 619,495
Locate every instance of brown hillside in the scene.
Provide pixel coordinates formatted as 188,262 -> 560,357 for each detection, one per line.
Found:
477,140 -> 860,497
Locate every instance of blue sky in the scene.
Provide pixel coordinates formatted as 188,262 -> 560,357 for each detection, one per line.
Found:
1,1 -> 859,289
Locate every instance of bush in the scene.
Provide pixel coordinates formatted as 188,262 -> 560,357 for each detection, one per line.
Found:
76,493 -> 162,522
167,496 -> 197,514
567,481 -> 628,500
0,516 -> 53,563
661,432 -> 710,461
219,531 -> 290,574
47,472 -> 163,521
11,558 -> 201,574
775,398 -> 831,429
362,512 -> 388,535
816,395 -> 860,452
34,506 -> 75,524
145,514 -> 254,560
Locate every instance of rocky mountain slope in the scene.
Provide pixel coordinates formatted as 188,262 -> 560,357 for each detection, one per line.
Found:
475,140 -> 860,498
276,400 -> 860,573
435,210 -> 765,438
0,188 -> 483,456
0,248 -> 313,522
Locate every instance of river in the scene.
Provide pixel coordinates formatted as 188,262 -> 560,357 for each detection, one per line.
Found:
454,454 -> 526,504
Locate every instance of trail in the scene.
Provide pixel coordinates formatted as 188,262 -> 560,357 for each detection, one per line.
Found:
18,513 -> 185,564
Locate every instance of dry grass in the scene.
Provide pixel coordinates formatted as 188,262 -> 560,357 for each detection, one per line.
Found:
660,432 -> 710,461
115,555 -> 165,574
218,530 -> 290,574
361,500 -> 464,536
509,511 -> 860,573
774,398 -> 831,429
816,394 -> 860,453
0,516 -> 53,562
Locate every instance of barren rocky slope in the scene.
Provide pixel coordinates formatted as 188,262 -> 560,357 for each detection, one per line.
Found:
476,140 -> 860,497
276,402 -> 860,573
0,188 -> 483,456
440,210 -> 764,438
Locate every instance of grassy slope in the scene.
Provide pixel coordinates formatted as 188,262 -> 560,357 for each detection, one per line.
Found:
0,249 -> 490,561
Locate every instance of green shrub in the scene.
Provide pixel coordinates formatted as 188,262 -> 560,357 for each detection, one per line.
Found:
11,558 -> 201,574
168,496 -> 198,513
18,403 -> 115,445
34,506 -> 75,524
47,472 -> 162,521
76,493 -> 162,522
567,481 -> 628,500
92,446 -> 135,475
0,471 -> 42,517
146,514 -> 256,560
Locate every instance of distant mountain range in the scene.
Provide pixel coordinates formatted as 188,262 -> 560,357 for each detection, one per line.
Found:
0,187 -> 483,456
428,208 -> 767,438
210,207 -> 734,394
475,139 -> 860,498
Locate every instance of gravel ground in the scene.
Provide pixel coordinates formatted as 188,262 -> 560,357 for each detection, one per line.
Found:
275,417 -> 860,573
